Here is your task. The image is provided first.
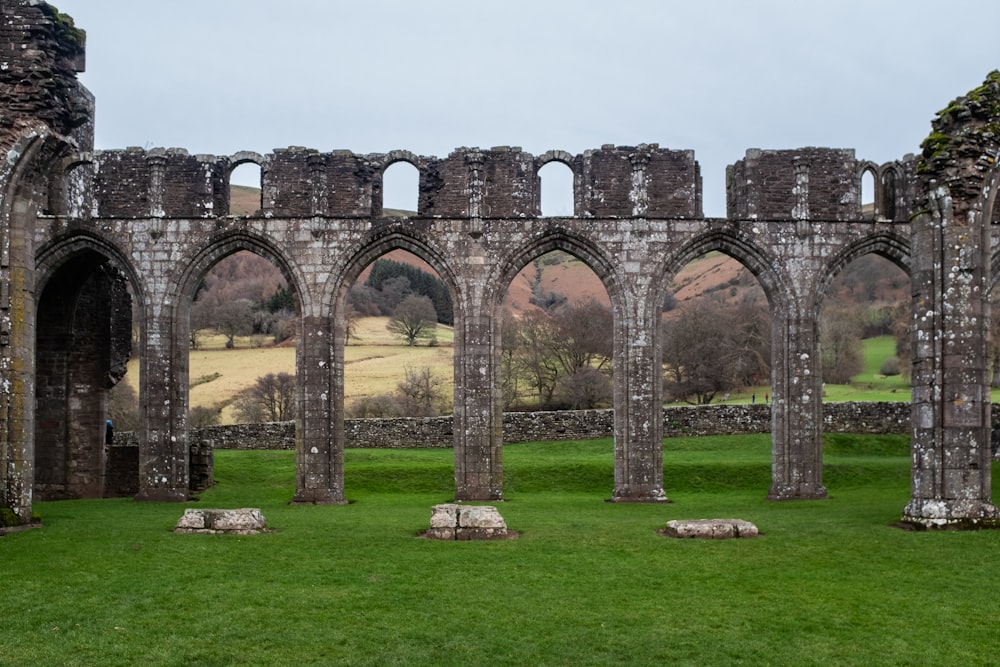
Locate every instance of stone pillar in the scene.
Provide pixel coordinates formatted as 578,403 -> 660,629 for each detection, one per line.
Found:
134,300 -> 188,501
148,151 -> 166,218
768,309 -> 827,500
308,154 -> 327,217
611,285 -> 666,502
293,314 -> 345,504
628,150 -> 649,217
903,186 -> 998,527
453,281 -> 502,501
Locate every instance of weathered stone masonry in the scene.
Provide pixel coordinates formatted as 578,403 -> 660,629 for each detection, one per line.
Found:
2,2 -> 999,528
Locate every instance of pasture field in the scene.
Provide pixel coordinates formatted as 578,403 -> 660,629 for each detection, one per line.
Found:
122,317 -> 456,423
3,435 -> 1000,666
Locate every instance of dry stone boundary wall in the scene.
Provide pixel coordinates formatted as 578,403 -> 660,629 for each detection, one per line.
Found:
114,402 -> 924,451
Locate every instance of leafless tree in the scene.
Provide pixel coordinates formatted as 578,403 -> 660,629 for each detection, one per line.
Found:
232,372 -> 296,423
661,298 -> 771,404
395,365 -> 447,417
820,305 -> 864,384
386,294 -> 437,346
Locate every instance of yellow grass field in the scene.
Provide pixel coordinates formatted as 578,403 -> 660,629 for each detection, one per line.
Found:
120,317 -> 454,424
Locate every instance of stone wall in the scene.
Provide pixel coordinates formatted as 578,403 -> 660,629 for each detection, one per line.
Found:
115,403 -> 920,452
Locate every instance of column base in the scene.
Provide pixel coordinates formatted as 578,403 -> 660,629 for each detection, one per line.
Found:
455,489 -> 504,502
134,488 -> 189,502
292,488 -> 348,505
767,483 -> 828,501
900,498 -> 1000,530
608,487 -> 671,503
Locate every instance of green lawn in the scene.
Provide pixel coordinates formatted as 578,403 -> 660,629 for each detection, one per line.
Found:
4,436 -> 1000,665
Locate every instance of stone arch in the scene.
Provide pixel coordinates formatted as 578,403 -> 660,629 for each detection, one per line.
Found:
35,231 -> 144,305
332,229 -> 459,315
162,230 -> 311,500
857,160 -> 879,220
173,230 -> 308,315
32,234 -> 137,500
227,151 -> 265,171
534,151 -> 578,217
878,163 -> 901,221
661,229 -> 791,312
324,228 -> 462,499
493,229 -> 650,499
45,151 -> 95,217
226,152 -> 264,217
535,149 -> 576,169
379,151 -> 421,217
661,229 -> 830,499
815,232 -> 912,312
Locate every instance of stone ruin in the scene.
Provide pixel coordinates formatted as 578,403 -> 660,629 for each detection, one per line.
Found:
174,508 -> 269,535
661,519 -> 760,539
1,3 -> 1000,530
425,504 -> 512,540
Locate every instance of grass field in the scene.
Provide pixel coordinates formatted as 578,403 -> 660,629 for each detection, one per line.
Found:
4,434 -> 1000,665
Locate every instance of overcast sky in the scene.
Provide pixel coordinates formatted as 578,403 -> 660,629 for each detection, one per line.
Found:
54,0 -> 1000,217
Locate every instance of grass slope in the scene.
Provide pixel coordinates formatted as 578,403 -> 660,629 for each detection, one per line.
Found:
3,435 -> 1000,666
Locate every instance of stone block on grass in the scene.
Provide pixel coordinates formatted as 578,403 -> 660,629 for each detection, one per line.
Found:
661,518 -> 758,539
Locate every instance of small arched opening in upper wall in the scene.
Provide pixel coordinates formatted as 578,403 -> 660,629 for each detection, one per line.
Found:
229,161 -> 262,216
880,168 -> 898,221
383,161 -> 419,216
860,167 -> 876,220
538,161 -> 574,217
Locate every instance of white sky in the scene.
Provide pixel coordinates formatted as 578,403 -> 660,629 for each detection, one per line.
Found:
53,0 -> 1000,217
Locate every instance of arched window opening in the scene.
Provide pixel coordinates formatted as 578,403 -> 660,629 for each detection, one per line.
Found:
538,161 -> 574,217
382,162 -> 419,216
229,162 -> 262,216
881,170 -> 897,221
503,250 -> 612,411
344,249 -> 455,426
860,168 -> 876,220
189,250 -> 295,424
663,252 -> 769,407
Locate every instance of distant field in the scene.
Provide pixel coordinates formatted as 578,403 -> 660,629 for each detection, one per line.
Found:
121,316 -> 455,424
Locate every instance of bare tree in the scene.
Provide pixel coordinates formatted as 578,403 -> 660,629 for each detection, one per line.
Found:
661,300 -> 735,404
386,294 -> 437,346
509,309 -> 561,406
820,305 -> 864,384
550,298 -> 613,375
215,298 -> 255,349
232,372 -> 296,423
395,365 -> 447,417
661,298 -> 771,404
554,367 -> 612,409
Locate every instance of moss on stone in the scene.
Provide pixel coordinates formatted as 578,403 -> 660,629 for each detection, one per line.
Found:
918,71 -> 1000,176
39,3 -> 86,57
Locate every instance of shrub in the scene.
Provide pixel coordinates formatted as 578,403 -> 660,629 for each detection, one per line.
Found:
879,356 -> 901,377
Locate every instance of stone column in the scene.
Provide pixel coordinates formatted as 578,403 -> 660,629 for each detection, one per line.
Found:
903,186 -> 998,527
768,308 -> 827,500
611,284 -> 667,502
453,273 -> 503,501
293,313 -> 345,504
148,151 -> 166,218
134,297 -> 188,501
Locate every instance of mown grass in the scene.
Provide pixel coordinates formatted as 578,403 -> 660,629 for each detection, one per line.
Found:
4,435 -> 1000,666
